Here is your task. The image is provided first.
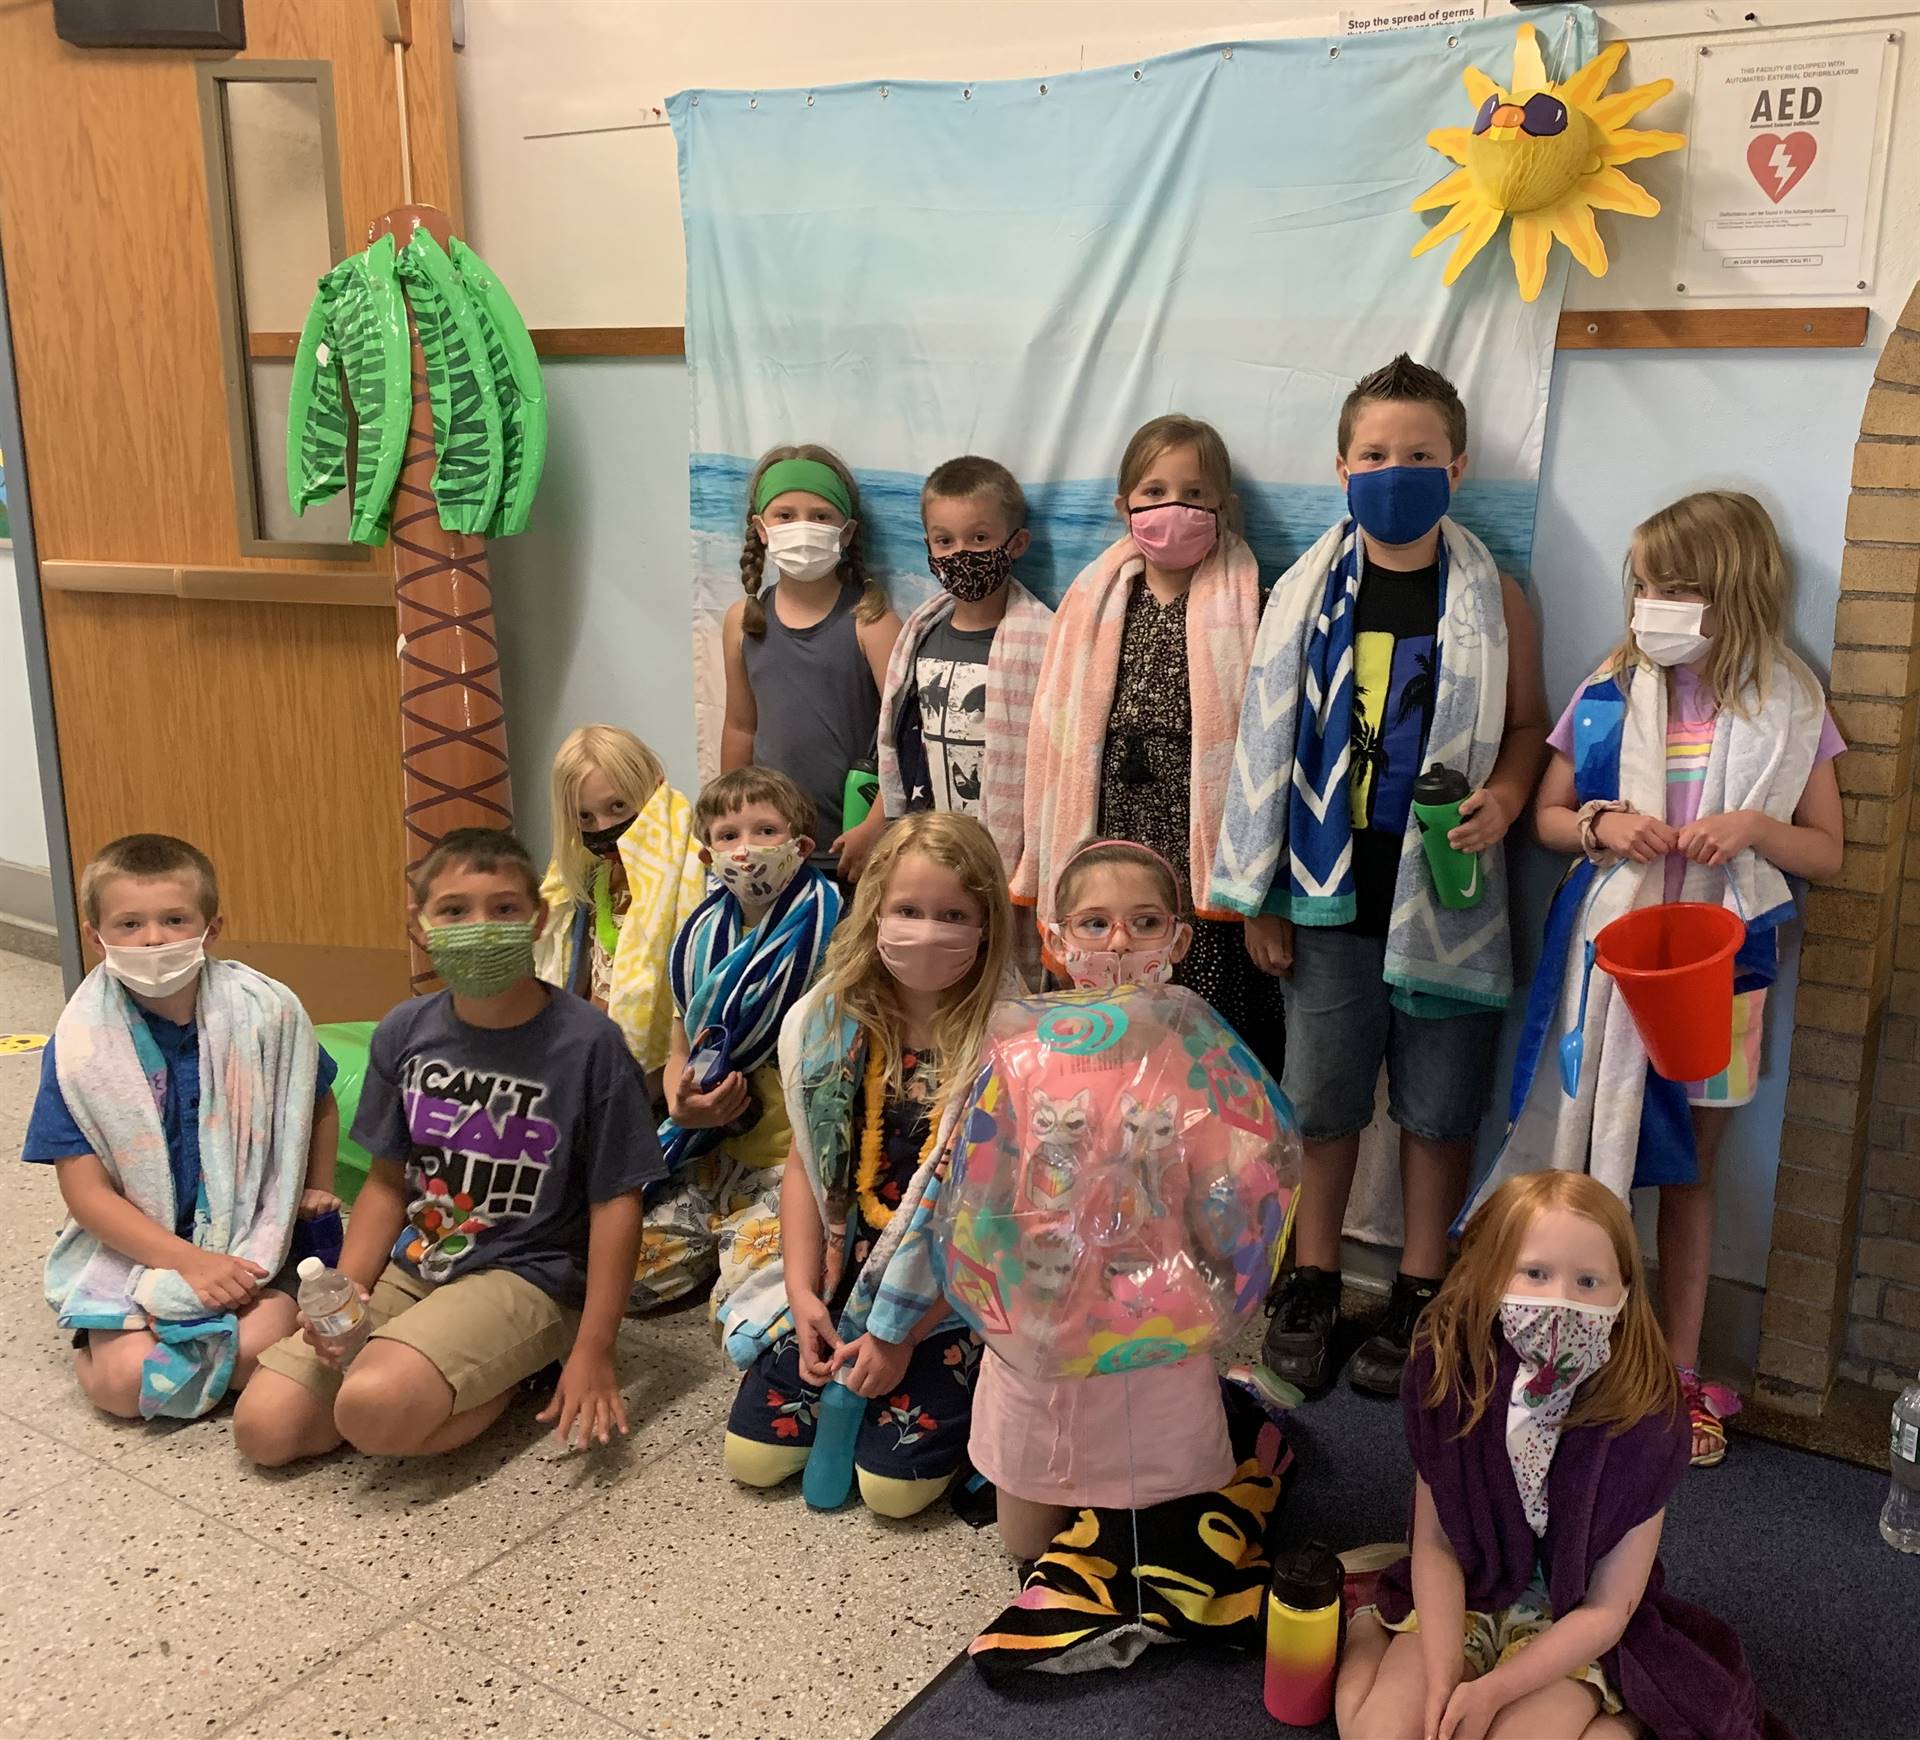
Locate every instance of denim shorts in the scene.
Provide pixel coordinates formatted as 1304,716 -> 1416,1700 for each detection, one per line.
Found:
1278,925 -> 1502,1143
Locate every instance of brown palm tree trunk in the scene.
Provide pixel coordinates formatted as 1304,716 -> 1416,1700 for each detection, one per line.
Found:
372,204 -> 513,990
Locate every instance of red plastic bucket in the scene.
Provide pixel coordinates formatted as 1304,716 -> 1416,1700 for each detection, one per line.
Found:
1594,902 -> 1747,1082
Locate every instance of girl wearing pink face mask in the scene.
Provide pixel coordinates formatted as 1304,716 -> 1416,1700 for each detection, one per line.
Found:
722,812 -> 1016,1519
1013,416 -> 1282,1076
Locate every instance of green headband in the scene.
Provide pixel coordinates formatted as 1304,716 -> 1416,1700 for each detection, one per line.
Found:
754,457 -> 854,519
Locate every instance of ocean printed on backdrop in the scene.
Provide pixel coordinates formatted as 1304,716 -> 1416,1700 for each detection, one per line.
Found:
668,4 -> 1598,775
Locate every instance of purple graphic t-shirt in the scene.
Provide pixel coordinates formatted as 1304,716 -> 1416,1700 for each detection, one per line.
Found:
352,987 -> 663,1307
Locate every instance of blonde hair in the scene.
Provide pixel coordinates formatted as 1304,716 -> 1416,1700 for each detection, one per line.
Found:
814,811 -> 1012,1109
739,443 -> 888,637
1116,413 -> 1241,532
1607,491 -> 1800,714
82,833 -> 218,927
1418,1171 -> 1681,1439
548,725 -> 667,906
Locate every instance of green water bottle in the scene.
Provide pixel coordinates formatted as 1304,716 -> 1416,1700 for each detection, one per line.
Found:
842,759 -> 879,831
1410,763 -> 1483,910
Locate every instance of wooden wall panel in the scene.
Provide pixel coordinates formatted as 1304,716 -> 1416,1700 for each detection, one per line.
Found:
0,0 -> 466,1014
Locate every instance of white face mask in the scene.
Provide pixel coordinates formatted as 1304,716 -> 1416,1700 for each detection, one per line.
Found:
101,930 -> 208,998
762,520 -> 845,583
1631,598 -> 1711,668
710,838 -> 805,909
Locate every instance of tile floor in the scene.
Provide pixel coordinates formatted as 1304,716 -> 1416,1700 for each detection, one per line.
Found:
0,950 -> 1007,1739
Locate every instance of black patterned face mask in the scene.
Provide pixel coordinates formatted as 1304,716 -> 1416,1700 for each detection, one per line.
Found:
927,539 -> 1015,603
581,814 -> 636,861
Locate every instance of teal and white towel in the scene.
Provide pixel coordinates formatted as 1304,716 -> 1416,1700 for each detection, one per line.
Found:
1210,516 -> 1513,1011
44,958 -> 318,1417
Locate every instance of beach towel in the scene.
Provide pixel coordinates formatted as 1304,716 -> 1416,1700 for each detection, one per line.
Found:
43,959 -> 317,1418
534,781 -> 706,1073
1211,516 -> 1512,1010
878,580 -> 1054,875
1468,654 -> 1820,1215
655,865 -> 841,1175
716,980 -> 967,1369
1012,531 -> 1261,927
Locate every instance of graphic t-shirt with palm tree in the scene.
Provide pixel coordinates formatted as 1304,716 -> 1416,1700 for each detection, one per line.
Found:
1345,558 -> 1439,937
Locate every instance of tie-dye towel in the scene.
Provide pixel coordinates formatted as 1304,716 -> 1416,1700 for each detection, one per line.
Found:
44,959 -> 318,1418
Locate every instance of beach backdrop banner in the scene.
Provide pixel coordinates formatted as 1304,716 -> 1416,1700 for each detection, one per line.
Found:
669,5 -> 1594,773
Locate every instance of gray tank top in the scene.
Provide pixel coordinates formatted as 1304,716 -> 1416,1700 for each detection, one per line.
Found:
743,582 -> 879,861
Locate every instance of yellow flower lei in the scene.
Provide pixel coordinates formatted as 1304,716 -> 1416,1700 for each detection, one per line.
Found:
854,1047 -> 941,1231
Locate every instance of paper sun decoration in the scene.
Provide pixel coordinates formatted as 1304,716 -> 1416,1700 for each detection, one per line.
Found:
1411,24 -> 1684,302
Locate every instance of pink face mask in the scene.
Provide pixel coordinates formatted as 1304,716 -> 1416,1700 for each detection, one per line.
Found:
1052,937 -> 1177,991
877,915 -> 982,992
1128,502 -> 1218,570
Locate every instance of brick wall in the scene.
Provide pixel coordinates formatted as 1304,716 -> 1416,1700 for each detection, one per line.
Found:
1755,283 -> 1920,1412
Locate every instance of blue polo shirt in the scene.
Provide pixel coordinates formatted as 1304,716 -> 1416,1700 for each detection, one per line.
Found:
22,1012 -> 339,1239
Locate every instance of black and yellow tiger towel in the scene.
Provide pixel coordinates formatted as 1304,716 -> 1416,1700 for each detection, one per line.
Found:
969,1435 -> 1293,1679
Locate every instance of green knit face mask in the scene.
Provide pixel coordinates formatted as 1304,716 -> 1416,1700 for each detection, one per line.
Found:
422,919 -> 536,998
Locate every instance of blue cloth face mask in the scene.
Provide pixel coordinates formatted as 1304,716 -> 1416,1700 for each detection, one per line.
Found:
1345,465 -> 1452,547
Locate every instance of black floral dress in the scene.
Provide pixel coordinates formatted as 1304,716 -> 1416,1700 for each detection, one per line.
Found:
1097,574 -> 1286,1078
724,1048 -> 981,1483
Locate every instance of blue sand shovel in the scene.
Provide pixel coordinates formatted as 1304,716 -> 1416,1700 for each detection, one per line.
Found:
803,1375 -> 863,1510
1559,937 -> 1597,1098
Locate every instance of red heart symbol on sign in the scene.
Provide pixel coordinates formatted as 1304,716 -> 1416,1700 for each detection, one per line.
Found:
1746,131 -> 1816,203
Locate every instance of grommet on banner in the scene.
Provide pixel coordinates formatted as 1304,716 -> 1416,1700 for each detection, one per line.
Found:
749,96 -> 758,109
963,86 -> 973,100
880,84 -> 890,98
806,93 -> 815,106
1222,46 -> 1233,59
1329,45 -> 1340,58
1039,82 -> 1049,95
1133,68 -> 1142,80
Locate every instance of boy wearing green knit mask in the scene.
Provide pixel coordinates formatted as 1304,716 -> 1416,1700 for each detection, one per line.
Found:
235,828 -> 664,1467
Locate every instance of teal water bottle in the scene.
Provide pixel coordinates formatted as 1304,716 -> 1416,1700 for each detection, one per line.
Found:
1410,763 -> 1483,910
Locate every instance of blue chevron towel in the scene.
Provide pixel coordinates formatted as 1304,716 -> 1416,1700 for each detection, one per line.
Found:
1210,516 -> 1514,1011
656,864 -> 841,1175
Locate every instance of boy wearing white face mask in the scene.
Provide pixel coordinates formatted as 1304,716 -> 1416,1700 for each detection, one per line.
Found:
721,444 -> 902,885
633,768 -> 843,1318
24,834 -> 342,1420
1519,491 -> 1845,1468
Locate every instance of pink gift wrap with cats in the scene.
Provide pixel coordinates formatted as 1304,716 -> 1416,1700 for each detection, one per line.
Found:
931,983 -> 1300,1382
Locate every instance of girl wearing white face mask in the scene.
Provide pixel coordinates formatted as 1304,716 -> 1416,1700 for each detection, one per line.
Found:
1339,1172 -> 1788,1740
1519,492 -> 1844,1469
722,444 -> 903,887
720,812 -> 1015,1520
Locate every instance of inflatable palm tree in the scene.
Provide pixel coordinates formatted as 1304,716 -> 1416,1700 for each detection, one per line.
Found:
287,205 -> 547,988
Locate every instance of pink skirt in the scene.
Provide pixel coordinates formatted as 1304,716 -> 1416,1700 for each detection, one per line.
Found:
968,1350 -> 1234,1510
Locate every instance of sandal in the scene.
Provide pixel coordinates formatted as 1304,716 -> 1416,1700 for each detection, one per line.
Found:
1679,1366 -> 1740,1467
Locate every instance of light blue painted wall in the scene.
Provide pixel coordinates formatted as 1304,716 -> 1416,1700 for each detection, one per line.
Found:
492,342 -> 1878,1291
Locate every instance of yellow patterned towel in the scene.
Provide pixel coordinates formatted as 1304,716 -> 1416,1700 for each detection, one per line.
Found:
535,783 -> 707,1074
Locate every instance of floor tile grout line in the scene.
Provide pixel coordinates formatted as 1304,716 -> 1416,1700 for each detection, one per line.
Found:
204,1604 -> 429,1740
406,1609 -> 659,1737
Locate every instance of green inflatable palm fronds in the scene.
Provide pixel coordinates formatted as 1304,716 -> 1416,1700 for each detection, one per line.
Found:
449,238 -> 548,538
285,227 -> 546,546
286,234 -> 410,545
396,229 -> 503,537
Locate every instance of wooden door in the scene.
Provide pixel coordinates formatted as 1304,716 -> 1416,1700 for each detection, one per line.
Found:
0,0 -> 465,1020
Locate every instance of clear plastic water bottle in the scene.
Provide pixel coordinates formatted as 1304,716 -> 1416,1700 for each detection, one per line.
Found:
296,1256 -> 370,1363
1882,1375 -> 1920,1554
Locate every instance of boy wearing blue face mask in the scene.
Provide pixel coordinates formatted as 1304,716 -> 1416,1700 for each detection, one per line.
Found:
1211,355 -> 1548,1398
24,833 -> 341,1420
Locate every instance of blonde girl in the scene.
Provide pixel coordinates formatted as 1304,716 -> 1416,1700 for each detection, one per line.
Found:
536,725 -> 704,1086
1506,492 -> 1844,1467
721,444 -> 902,883
1338,1172 -> 1786,1740
720,812 -> 1011,1517
1014,414 -> 1282,1074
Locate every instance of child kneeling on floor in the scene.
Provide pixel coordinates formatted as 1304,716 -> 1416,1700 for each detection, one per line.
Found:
722,811 -> 1011,1517
25,833 -> 341,1420
1337,1171 -> 1789,1740
636,767 -> 842,1320
233,827 -> 662,1465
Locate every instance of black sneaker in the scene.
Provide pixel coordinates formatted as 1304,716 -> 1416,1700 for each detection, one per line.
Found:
1261,1265 -> 1343,1391
1347,1272 -> 1442,1397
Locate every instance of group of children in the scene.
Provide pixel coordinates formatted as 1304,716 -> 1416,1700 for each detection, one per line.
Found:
25,352 -> 1836,1740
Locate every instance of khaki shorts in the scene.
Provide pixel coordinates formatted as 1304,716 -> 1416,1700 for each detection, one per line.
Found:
257,1264 -> 576,1414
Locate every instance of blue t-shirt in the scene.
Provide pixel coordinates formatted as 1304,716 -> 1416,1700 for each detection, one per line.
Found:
22,1014 -> 339,1240
352,986 -> 663,1308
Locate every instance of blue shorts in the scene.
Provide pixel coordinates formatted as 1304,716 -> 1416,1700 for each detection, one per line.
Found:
1278,926 -> 1501,1144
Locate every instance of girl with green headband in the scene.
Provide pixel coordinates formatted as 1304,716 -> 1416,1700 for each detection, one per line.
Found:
723,443 -> 901,885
